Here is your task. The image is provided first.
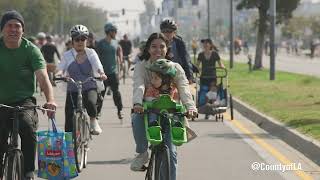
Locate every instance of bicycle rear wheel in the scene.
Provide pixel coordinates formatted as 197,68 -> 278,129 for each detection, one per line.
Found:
73,112 -> 85,172
154,146 -> 170,180
3,150 -> 23,180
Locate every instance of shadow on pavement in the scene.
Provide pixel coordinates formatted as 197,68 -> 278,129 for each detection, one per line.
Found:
88,158 -> 132,165
208,133 -> 277,140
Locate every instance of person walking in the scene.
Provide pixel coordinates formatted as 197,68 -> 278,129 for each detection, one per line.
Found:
96,22 -> 124,119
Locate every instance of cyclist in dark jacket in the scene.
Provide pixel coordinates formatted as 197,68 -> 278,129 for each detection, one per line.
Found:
160,18 -> 193,83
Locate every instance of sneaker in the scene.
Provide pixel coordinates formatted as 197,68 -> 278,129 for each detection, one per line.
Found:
96,112 -> 101,120
24,171 -> 34,180
130,151 -> 149,171
118,110 -> 124,120
90,119 -> 102,135
106,88 -> 112,95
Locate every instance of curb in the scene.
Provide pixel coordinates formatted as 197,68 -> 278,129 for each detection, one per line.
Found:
232,97 -> 320,166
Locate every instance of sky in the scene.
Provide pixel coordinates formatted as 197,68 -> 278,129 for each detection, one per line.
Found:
77,0 -> 163,37
78,0 -> 162,12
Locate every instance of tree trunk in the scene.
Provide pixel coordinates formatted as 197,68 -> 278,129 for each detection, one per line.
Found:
253,9 -> 268,70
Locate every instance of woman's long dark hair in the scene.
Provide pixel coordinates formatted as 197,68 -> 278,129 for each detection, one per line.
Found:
139,32 -> 172,61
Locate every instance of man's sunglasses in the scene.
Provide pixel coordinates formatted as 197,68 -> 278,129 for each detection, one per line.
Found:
105,30 -> 117,33
74,37 -> 87,42
161,29 -> 174,33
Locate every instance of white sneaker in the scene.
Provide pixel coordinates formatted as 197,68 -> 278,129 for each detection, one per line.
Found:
130,151 -> 149,171
90,119 -> 102,135
24,171 -> 35,180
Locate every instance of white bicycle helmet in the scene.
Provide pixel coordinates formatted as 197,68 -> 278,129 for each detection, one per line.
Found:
70,24 -> 89,38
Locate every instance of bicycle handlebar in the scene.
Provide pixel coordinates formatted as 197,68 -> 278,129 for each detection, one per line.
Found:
0,104 -> 55,112
131,108 -> 189,118
53,76 -> 102,85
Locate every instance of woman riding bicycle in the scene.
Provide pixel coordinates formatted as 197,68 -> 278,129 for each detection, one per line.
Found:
57,25 -> 107,135
130,32 -> 197,180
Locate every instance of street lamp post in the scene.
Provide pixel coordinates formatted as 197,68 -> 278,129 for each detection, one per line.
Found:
270,0 -> 276,80
59,0 -> 64,35
230,0 -> 234,69
207,0 -> 210,39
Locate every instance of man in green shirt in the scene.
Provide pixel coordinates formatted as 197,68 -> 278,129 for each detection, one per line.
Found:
96,22 -> 124,119
0,10 -> 57,180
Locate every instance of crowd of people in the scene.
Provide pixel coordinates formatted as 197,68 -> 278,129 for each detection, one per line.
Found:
0,9 -> 225,180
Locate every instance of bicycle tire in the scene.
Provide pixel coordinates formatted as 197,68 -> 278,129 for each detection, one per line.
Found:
3,150 -> 23,180
145,150 -> 155,180
73,112 -> 84,172
83,121 -> 90,168
155,146 -> 170,180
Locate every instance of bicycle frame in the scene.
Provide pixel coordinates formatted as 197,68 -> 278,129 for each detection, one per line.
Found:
54,76 -> 98,172
142,95 -> 187,180
0,104 -> 53,180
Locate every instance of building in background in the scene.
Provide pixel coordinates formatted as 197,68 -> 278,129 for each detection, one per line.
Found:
158,0 -> 257,48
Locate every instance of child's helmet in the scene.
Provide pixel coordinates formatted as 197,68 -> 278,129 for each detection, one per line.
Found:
146,59 -> 177,77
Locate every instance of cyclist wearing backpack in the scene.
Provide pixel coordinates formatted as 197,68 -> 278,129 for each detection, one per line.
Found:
160,18 -> 193,83
130,33 -> 197,180
0,10 -> 56,180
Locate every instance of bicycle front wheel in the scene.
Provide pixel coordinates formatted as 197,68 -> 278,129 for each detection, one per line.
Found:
154,146 -> 171,180
3,150 -> 23,180
73,112 -> 85,172
83,120 -> 90,168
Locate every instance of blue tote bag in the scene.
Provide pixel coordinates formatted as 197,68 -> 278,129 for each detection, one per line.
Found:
37,118 -> 78,180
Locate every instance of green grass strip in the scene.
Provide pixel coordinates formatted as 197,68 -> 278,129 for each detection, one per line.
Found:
223,60 -> 320,140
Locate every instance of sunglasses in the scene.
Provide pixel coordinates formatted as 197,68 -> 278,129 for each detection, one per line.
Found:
161,29 -> 174,33
74,37 -> 87,42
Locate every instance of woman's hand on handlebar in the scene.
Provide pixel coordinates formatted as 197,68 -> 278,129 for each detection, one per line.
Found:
186,109 -> 198,119
100,74 -> 108,81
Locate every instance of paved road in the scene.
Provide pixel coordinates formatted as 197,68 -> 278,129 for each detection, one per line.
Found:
221,49 -> 320,78
35,77 -> 320,180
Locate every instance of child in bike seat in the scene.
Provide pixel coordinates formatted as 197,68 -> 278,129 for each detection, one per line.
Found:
145,60 -> 185,128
